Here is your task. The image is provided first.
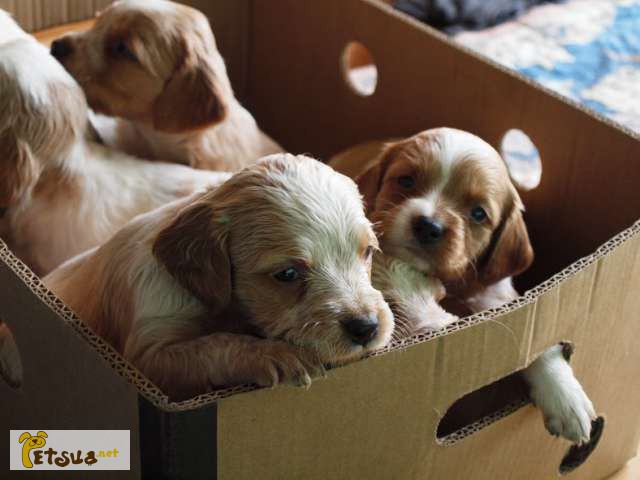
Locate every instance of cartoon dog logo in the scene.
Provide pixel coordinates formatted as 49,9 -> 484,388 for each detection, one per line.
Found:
19,431 -> 48,468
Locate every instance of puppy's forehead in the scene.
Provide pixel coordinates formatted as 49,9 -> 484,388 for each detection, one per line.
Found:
237,155 -> 373,261
414,129 -> 502,169
111,0 -> 179,16
390,128 -> 508,189
107,0 -> 207,30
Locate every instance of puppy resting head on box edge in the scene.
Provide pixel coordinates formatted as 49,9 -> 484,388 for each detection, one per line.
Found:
46,154 -> 394,399
356,128 -> 533,301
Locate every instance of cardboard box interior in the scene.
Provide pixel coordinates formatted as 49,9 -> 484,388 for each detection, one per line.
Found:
1,1 -> 640,479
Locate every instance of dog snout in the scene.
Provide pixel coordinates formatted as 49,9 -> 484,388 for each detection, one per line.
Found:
342,315 -> 378,346
412,215 -> 444,246
51,39 -> 73,60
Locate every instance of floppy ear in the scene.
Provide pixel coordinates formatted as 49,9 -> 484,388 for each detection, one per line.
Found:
354,143 -> 398,213
152,198 -> 232,313
36,431 -> 48,439
480,193 -> 534,286
0,132 -> 39,208
19,433 -> 31,444
152,53 -> 228,134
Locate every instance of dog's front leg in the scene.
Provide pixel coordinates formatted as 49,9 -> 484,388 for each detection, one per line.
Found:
127,332 -> 325,400
466,283 -> 597,445
522,344 -> 596,445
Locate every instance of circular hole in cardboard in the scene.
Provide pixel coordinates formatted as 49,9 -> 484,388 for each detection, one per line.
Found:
0,321 -> 23,389
342,41 -> 378,96
559,416 -> 605,475
500,129 -> 542,191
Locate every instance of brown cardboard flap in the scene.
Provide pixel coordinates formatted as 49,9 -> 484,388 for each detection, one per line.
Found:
216,222 -> 640,480
0,243 -> 142,477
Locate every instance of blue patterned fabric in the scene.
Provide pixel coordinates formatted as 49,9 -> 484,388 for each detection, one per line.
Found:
456,0 -> 640,131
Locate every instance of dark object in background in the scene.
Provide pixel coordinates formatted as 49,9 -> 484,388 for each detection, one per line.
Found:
394,0 -> 564,34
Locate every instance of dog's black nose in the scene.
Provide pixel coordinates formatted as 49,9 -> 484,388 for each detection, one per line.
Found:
343,315 -> 378,346
51,39 -> 73,60
412,216 -> 444,245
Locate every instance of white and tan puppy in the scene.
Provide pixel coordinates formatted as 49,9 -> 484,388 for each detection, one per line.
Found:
50,0 -> 282,171
0,30 -> 231,389
330,128 -> 596,445
45,154 -> 394,400
0,38 -> 230,276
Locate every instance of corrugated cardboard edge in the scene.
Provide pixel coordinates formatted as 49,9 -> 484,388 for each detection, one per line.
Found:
2,218 -> 639,412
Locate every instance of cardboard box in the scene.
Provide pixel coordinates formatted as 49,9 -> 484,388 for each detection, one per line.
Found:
2,1 -> 640,478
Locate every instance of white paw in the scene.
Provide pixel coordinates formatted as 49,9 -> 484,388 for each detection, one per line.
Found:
530,372 -> 596,445
524,345 -> 597,445
412,309 -> 458,335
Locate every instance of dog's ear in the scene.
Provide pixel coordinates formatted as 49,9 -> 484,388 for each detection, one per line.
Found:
36,431 -> 47,439
153,48 -> 228,134
19,433 -> 31,444
152,197 -> 232,313
480,192 -> 534,286
354,143 -> 398,213
0,132 -> 40,208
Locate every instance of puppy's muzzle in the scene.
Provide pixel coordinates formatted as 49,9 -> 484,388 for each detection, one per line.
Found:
51,39 -> 73,61
342,315 -> 379,346
412,215 -> 444,246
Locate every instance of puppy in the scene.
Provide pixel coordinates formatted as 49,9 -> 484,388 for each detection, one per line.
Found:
45,154 -> 394,400
0,37 -> 230,276
330,128 -> 596,444
0,36 -> 229,390
50,0 -> 282,172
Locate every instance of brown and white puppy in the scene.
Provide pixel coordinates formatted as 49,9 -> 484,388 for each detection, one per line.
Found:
0,37 -> 230,276
0,31 -> 231,389
50,0 -> 282,172
330,128 -> 596,445
45,154 -> 394,400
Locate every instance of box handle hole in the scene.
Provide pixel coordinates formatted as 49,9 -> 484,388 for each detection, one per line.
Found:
500,129 -> 542,191
341,41 -> 378,96
559,416 -> 605,475
0,321 -> 23,389
437,370 -> 530,445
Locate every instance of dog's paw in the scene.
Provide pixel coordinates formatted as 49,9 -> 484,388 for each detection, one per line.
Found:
531,374 -> 596,445
252,342 -> 325,388
408,303 -> 459,336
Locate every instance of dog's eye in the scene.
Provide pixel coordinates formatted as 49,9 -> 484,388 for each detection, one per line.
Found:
113,40 -> 136,61
397,175 -> 415,189
364,245 -> 374,261
470,206 -> 488,223
273,267 -> 300,282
